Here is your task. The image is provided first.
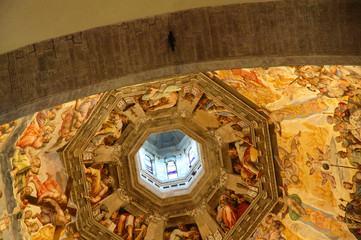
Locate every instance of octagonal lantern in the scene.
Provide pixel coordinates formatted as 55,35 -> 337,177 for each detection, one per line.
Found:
136,130 -> 204,197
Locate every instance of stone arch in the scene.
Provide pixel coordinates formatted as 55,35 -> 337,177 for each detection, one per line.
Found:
0,0 -> 360,124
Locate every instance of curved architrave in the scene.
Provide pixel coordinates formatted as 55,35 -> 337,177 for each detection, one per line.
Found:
1,1 -> 361,124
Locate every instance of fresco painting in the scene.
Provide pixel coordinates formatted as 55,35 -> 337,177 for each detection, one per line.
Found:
0,120 -> 18,146
164,222 -> 201,240
84,162 -> 115,205
215,120 -> 251,144
214,66 -> 361,239
91,110 -> 129,148
92,206 -> 147,239
0,67 -> 361,239
178,85 -> 203,112
227,140 -> 261,186
211,188 -> 251,234
249,213 -> 302,240
0,95 -> 100,239
52,95 -> 100,149
82,95 -> 150,239
116,97 -> 146,123
82,101 -> 137,166
138,85 -> 181,112
193,94 -> 238,129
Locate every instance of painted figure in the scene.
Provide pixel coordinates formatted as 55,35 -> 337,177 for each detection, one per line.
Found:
278,186 -> 306,221
140,85 -> 180,111
92,110 -> 129,146
216,189 -> 250,232
277,131 -> 301,185
10,147 -> 32,194
16,119 -> 54,149
306,146 -> 336,188
30,172 -> 67,205
117,213 -> 147,240
228,138 -> 261,185
165,222 -> 199,240
84,163 -> 114,204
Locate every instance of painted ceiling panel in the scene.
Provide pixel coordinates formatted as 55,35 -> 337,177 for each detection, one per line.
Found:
0,65 -> 360,240
214,66 -> 361,240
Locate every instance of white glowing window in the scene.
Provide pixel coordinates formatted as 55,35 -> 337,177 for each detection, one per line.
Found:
144,155 -> 153,174
188,147 -> 196,166
167,161 -> 178,179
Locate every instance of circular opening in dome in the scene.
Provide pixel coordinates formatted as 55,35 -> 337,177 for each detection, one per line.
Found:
135,130 -> 204,197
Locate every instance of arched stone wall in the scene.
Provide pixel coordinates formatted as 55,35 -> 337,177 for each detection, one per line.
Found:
1,0 -> 360,124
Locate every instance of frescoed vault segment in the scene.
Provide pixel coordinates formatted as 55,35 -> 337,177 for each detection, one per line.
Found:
1,66 -> 361,240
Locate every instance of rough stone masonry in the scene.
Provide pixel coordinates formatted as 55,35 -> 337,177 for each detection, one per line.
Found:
0,0 -> 360,124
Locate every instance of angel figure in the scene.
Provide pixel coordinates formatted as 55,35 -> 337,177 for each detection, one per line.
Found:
278,186 -> 306,221
277,131 -> 301,184
306,145 -> 336,188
